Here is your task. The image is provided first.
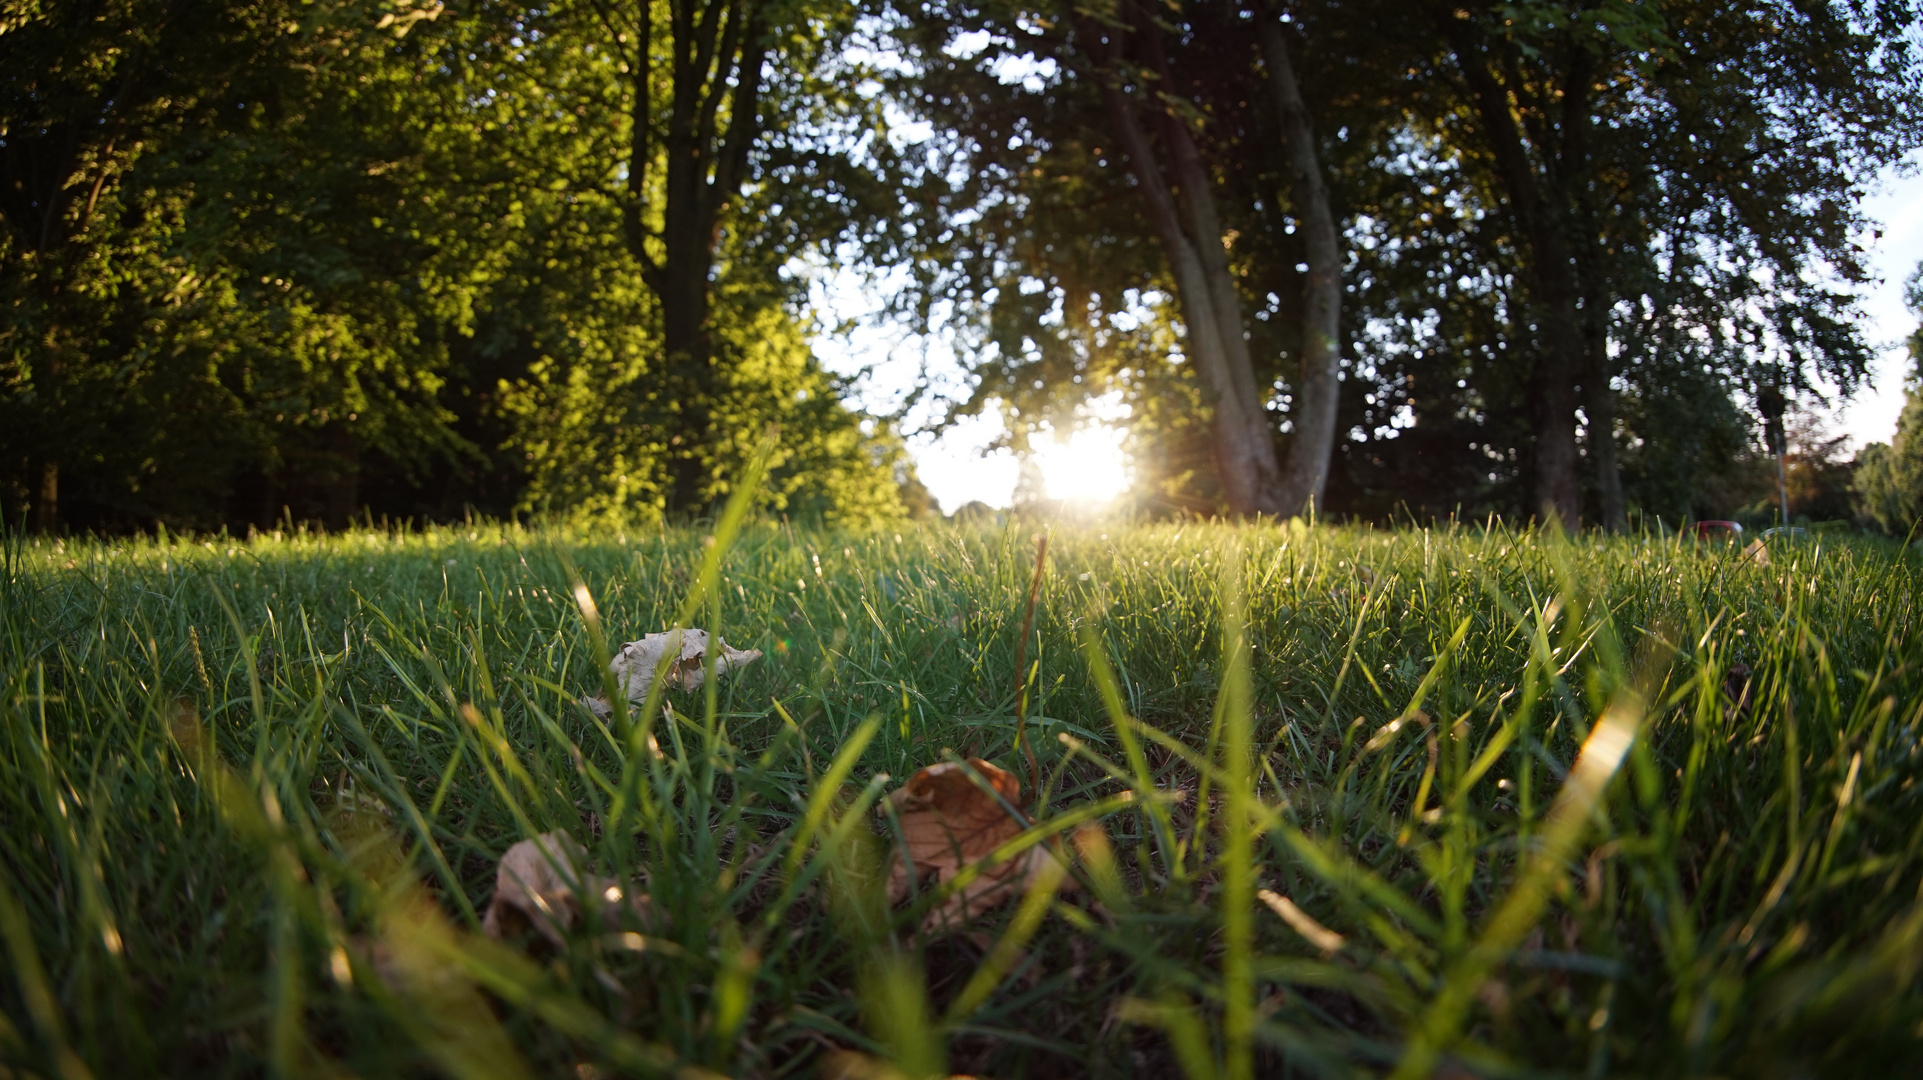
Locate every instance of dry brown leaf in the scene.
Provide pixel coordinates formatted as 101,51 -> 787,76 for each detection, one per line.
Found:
1741,538 -> 1770,566
585,629 -> 763,717
481,831 -> 655,946
882,759 -> 1069,932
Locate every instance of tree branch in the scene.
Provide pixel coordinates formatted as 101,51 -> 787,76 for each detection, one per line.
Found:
709,13 -> 766,223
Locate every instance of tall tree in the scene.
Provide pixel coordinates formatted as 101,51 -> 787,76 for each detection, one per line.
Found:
1430,4 -> 1649,527
1078,0 -> 1286,515
531,0 -> 919,510
607,0 -> 773,506
1255,5 -> 1342,515
365,0 -> 923,525
891,0 -> 1356,517
1331,0 -> 1920,527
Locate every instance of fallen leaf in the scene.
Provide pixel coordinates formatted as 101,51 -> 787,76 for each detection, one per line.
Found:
882,759 -> 1069,932
585,629 -> 763,717
1723,661 -> 1754,719
482,831 -> 655,946
1741,538 -> 1770,566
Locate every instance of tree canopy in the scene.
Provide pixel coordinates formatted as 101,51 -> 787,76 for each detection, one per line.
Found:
4,0 -> 1920,531
3,0 -> 921,530
888,0 -> 1921,526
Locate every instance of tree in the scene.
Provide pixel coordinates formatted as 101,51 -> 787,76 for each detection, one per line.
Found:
495,0 -> 927,512
385,0 -> 930,524
1077,0 -> 1290,515
1851,265 -> 1923,536
889,0 -> 1354,517
1326,0 -> 1921,527
0,0 -> 478,531
1255,7 -> 1343,516
597,0 -> 785,507
1,0 -> 921,532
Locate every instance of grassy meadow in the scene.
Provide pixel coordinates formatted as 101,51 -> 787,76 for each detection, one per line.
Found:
3,512 -> 1922,1078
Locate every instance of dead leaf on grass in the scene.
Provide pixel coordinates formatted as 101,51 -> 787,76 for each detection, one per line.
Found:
482,831 -> 656,946
882,759 -> 1071,932
1741,538 -> 1770,566
1723,662 -> 1754,720
585,629 -> 763,717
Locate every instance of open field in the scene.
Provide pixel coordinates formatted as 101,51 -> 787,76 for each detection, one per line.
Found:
3,517 -> 1922,1078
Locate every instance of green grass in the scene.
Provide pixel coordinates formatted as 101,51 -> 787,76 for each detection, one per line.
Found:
3,512 -> 1922,1078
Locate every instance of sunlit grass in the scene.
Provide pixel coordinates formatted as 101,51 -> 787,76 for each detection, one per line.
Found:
3,510 -> 1921,1077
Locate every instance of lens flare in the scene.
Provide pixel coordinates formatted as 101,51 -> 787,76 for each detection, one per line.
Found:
1034,426 -> 1130,504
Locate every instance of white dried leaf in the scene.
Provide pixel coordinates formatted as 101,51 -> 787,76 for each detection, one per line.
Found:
584,629 -> 762,717
482,831 -> 592,945
481,830 -> 655,946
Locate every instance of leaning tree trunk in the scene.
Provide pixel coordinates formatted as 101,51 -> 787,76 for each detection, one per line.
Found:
1257,13 -> 1343,518
1092,9 -> 1286,516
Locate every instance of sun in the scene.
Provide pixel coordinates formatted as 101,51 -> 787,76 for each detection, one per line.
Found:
1033,425 -> 1131,504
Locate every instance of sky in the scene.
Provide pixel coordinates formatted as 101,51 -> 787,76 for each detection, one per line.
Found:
1827,165 -> 1923,449
815,165 -> 1923,514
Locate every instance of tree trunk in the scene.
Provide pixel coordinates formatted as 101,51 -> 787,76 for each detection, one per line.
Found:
1257,13 -> 1344,519
1092,8 -> 1285,516
618,0 -> 766,514
1443,15 -> 1584,529
33,461 -> 58,534
1563,65 -> 1627,533
322,425 -> 360,532
1582,320 -> 1627,531
659,204 -> 716,509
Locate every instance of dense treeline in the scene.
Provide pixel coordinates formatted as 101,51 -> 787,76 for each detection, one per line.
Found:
4,0 -> 1922,532
898,0 -> 1923,526
1,0 -> 924,531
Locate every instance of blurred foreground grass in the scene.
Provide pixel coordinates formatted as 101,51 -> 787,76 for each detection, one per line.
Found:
3,514 -> 1922,1078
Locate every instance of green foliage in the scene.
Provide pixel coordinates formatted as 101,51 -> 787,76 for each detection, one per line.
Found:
505,297 -> 909,526
888,0 -> 1923,521
0,0 -> 914,531
5,518 -> 1923,1075
1850,265 -> 1923,536
0,0 -> 483,528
